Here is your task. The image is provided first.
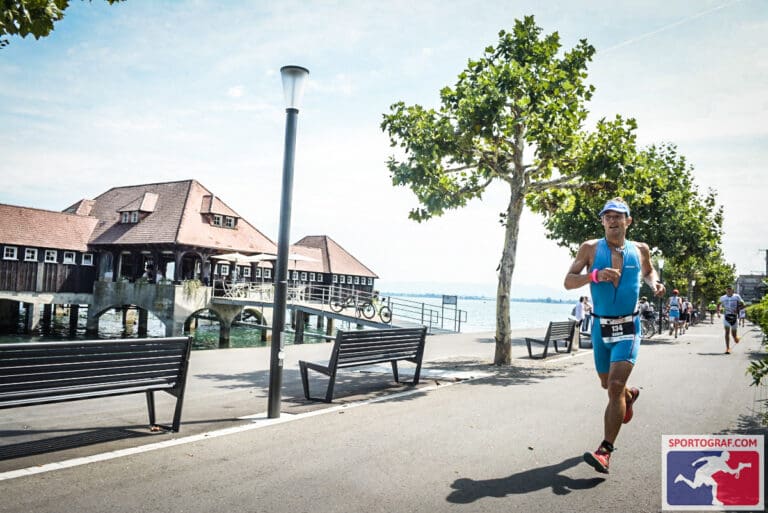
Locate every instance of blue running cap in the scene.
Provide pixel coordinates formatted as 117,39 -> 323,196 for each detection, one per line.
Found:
599,199 -> 630,217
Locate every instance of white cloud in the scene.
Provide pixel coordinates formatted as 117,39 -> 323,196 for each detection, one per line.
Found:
227,85 -> 245,98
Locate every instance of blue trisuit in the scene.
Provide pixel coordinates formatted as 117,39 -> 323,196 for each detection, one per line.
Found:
589,239 -> 642,374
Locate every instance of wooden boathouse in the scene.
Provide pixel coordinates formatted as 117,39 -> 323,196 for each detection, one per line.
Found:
0,179 -> 379,344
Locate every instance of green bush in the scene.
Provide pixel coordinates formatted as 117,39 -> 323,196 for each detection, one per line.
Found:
746,298 -> 768,386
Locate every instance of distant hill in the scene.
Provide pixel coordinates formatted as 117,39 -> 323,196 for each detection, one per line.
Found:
376,280 -> 579,302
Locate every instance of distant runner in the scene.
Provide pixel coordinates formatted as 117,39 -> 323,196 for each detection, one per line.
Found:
718,286 -> 745,354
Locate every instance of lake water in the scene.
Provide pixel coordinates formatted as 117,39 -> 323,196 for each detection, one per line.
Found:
393,295 -> 576,333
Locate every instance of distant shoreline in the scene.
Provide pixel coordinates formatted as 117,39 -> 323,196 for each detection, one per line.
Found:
381,291 -> 575,304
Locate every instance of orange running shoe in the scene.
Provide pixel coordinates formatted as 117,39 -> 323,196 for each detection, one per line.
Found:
623,387 -> 640,424
584,446 -> 611,474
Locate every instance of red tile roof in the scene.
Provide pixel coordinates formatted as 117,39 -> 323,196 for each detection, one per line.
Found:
295,235 -> 378,278
0,204 -> 98,251
2,181 -> 376,279
88,179 -> 277,254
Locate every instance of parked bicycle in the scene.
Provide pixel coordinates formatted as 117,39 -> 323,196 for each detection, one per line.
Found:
329,295 -> 392,323
640,311 -> 656,339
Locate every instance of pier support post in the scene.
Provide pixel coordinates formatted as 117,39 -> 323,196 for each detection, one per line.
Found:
295,310 -> 305,344
69,304 -> 80,337
138,308 -> 148,337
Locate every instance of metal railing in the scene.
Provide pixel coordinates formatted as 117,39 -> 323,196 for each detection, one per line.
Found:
211,281 -> 468,333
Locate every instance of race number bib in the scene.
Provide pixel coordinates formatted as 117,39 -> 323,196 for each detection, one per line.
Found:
599,315 -> 636,344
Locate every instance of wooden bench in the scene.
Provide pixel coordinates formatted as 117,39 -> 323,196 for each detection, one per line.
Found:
0,337 -> 192,432
299,327 -> 427,402
525,320 -> 577,359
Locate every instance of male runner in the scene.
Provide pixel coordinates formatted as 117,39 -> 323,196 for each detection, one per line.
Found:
564,198 -> 665,474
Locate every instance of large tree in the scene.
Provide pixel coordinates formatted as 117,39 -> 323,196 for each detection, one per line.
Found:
381,16 -> 638,365
528,142 -> 729,307
0,0 -> 122,48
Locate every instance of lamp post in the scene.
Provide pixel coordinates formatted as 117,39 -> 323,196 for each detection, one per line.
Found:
658,258 -> 665,335
268,65 -> 309,419
690,279 -> 696,320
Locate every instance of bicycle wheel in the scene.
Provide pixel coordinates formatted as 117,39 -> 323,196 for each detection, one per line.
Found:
329,299 -> 344,312
642,320 -> 655,338
379,306 -> 392,323
361,302 -> 376,319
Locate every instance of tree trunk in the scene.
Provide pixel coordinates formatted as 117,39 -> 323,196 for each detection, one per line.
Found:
494,178 -> 525,365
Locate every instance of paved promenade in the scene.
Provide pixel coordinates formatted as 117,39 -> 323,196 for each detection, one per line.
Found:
1,320 -> 766,512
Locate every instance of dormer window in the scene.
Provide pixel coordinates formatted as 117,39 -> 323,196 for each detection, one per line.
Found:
121,211 -> 139,224
224,216 -> 236,228
212,215 -> 222,226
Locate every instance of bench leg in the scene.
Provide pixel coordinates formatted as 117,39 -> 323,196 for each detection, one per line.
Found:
391,361 -> 400,383
412,359 -> 423,385
146,390 -> 156,427
525,338 -> 549,359
324,370 -> 337,403
171,392 -> 185,433
299,361 -> 311,400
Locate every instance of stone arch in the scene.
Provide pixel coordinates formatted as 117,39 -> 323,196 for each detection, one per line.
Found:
183,307 -> 224,335
242,307 -> 268,326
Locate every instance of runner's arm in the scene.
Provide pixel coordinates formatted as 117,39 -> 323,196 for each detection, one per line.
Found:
564,241 -> 595,290
637,242 -> 665,297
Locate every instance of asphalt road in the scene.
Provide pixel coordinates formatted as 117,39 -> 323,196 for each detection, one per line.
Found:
1,321 -> 766,513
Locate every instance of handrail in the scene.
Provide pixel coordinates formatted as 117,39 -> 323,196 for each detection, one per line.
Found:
211,281 -> 468,333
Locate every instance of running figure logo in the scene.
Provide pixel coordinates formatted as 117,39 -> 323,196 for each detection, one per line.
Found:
662,435 -> 763,511
673,451 -> 752,506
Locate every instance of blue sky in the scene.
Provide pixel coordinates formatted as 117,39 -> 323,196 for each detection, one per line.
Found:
1,0 -> 765,299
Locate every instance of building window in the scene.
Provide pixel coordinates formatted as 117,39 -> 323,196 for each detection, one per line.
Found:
63,251 -> 76,264
340,275 -> 346,284
3,246 -> 18,260
254,268 -> 262,278
82,253 -> 94,266
44,250 -> 57,263
212,215 -> 222,226
121,212 -> 130,223
291,271 -> 298,280
300,272 -> 307,281
316,274 -> 323,283
220,264 -> 229,276
130,211 -> 139,223
347,276 -> 353,284
332,274 -> 338,283
309,272 -> 315,282
354,276 -> 360,285
264,269 -> 272,279
224,217 -> 235,228
242,266 -> 251,278
24,248 -> 38,262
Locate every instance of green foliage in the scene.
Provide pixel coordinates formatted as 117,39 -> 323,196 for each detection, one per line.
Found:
0,0 -> 122,48
746,291 -> 768,386
381,16 -> 613,224
528,143 -> 723,261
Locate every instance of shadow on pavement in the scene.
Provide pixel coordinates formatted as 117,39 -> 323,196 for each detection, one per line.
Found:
446,455 -> 605,503
0,427 -> 151,461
